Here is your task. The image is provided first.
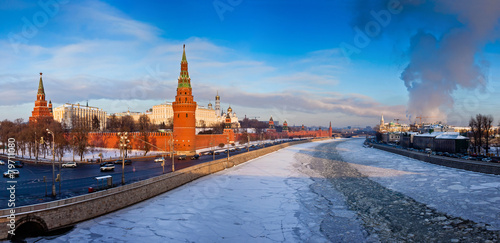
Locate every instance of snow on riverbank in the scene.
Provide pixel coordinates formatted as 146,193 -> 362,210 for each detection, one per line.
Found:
34,140 -> 364,242
338,138 -> 500,230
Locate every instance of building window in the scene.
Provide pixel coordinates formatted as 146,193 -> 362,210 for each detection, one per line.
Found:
186,114 -> 188,118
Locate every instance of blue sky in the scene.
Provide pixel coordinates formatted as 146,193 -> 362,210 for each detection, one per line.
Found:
0,0 -> 499,127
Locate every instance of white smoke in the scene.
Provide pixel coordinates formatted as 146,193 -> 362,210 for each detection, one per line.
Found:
401,0 -> 500,122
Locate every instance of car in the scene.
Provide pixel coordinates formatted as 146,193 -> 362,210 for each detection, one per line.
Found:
114,159 -> 132,165
100,161 -> 113,167
62,162 -> 77,168
177,155 -> 187,160
3,169 -> 19,177
482,158 -> 492,162
100,164 -> 115,171
13,161 -> 24,168
0,160 -> 5,165
154,157 -> 165,163
191,154 -> 200,160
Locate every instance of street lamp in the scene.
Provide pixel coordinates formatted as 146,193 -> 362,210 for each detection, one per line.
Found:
118,132 -> 130,185
46,128 -> 56,197
158,130 -> 175,172
227,134 -> 230,161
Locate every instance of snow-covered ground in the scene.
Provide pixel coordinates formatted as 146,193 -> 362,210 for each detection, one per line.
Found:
338,138 -> 500,230
35,140 -> 363,242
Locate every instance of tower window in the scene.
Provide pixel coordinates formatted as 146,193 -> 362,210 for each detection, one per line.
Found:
177,114 -> 179,118
185,98 -> 187,102
186,114 -> 188,118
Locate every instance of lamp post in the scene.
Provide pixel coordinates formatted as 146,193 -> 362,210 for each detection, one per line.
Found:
118,132 -> 130,185
227,135 -> 230,161
46,129 -> 56,197
158,130 -> 175,172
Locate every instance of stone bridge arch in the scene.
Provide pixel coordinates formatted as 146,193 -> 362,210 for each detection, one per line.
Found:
9,214 -> 48,240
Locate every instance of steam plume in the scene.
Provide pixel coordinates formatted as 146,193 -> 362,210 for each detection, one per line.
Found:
401,0 -> 500,122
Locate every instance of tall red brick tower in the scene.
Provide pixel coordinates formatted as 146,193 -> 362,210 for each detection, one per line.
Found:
223,108 -> 235,143
268,116 -> 276,132
29,73 -> 53,123
172,45 -> 197,156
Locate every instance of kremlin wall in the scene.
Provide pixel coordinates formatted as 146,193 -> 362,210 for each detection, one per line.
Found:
29,45 -> 332,155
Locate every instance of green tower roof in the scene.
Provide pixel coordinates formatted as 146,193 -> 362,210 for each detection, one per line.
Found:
38,73 -> 45,95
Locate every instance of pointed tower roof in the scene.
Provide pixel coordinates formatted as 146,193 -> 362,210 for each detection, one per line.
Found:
178,44 -> 191,88
182,44 -> 187,63
38,73 -> 45,95
270,116 -> 273,121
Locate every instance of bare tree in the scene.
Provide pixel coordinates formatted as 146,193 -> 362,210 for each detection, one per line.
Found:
91,115 -> 100,131
482,115 -> 494,155
138,114 -> 153,156
71,115 -> 90,161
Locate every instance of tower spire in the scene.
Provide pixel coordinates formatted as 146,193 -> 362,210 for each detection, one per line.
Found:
182,44 -> 187,63
178,44 -> 191,88
38,72 -> 45,95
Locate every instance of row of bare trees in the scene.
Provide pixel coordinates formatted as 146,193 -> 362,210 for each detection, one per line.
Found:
468,114 -> 498,155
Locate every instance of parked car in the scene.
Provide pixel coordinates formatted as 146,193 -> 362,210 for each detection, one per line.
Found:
100,164 -> 115,171
154,157 -> 165,163
482,158 -> 492,162
177,155 -> 187,160
0,160 -> 5,165
62,162 -> 77,168
3,169 -> 19,177
191,154 -> 200,160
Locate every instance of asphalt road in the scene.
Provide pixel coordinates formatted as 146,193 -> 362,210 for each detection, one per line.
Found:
0,140 -> 297,208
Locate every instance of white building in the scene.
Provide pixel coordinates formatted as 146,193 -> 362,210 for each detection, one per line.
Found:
53,103 -> 107,130
150,93 -> 239,128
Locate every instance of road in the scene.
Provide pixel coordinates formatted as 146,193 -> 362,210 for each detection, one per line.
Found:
0,140 -> 295,208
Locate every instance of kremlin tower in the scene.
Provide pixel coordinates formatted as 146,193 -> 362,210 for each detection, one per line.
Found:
282,120 -> 289,132
223,107 -> 235,143
172,45 -> 197,156
29,73 -> 53,123
268,116 -> 276,132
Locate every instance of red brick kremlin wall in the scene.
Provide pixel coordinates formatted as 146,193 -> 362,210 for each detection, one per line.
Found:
86,129 -> 331,153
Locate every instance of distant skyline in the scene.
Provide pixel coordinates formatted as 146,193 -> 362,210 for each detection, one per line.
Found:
1,0 -> 500,126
